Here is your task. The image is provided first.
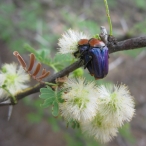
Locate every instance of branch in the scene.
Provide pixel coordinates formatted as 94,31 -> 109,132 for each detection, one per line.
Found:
0,36 -> 146,105
0,60 -> 82,104
109,36 -> 146,53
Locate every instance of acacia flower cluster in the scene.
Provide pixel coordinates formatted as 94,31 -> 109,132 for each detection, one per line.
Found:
59,78 -> 135,143
0,63 -> 30,100
58,29 -> 90,54
59,78 -> 98,122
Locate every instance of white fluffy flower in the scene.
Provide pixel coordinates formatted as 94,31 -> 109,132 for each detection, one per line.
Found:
0,63 -> 30,97
58,29 -> 90,54
59,78 -> 98,122
81,114 -> 118,143
96,84 -> 135,127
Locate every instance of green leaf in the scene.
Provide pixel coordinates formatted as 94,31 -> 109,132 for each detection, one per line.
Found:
39,93 -> 50,99
52,101 -> 59,116
24,44 -> 39,55
38,49 -> 50,58
39,93 -> 55,99
46,85 -> 54,91
24,44 -> 53,65
53,53 -> 72,63
41,97 -> 54,108
51,53 -> 73,71
40,87 -> 55,99
58,96 -> 64,103
45,98 -> 54,104
40,87 -> 50,93
40,87 -> 56,108
56,89 -> 65,103
40,50 -> 45,58
40,86 -> 64,115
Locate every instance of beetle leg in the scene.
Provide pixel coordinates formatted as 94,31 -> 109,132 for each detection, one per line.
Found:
73,51 -> 80,58
74,50 -> 87,58
84,56 -> 92,69
78,58 -> 84,66
78,50 -> 87,58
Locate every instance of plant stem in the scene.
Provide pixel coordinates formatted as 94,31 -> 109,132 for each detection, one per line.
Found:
1,36 -> 146,105
104,0 -> 113,36
44,82 -> 57,86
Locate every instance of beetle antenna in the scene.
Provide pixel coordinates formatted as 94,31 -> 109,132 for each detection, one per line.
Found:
104,0 -> 113,36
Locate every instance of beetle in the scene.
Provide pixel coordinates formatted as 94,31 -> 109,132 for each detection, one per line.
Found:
74,38 -> 109,79
88,38 -> 109,79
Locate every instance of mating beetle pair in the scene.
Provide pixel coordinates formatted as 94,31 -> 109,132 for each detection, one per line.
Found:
74,38 -> 109,79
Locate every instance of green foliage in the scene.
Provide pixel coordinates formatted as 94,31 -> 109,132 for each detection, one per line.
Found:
1,0 -> 141,145
52,101 -> 59,116
40,86 -> 64,116
0,1 -> 37,52
25,44 -> 74,72
0,1 -> 58,53
24,44 -> 51,64
24,92 -> 102,146
23,97 -> 60,132
72,68 -> 84,78
52,53 -> 74,71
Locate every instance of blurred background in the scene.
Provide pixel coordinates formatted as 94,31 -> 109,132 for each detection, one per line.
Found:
0,0 -> 146,146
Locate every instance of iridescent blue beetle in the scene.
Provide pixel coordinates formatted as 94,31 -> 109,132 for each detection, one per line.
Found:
76,38 -> 109,79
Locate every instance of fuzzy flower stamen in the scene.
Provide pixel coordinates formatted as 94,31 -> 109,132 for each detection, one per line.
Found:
59,78 -> 98,122
81,114 -> 118,143
97,84 -> 135,127
58,29 -> 90,54
0,63 -> 30,98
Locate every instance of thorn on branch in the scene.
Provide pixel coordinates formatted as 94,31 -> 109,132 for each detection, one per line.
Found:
13,51 -> 50,82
